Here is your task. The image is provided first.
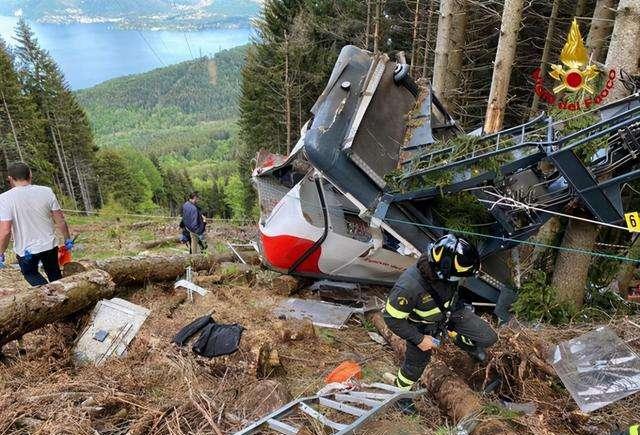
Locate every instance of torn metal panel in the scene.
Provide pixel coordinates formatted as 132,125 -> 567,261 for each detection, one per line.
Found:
73,298 -> 150,365
550,326 -> 640,412
273,298 -> 355,329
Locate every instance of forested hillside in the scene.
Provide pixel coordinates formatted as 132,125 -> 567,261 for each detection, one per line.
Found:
77,46 -> 245,149
76,46 -> 248,218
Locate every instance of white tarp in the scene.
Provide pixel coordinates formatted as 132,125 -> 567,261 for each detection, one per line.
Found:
550,326 -> 640,412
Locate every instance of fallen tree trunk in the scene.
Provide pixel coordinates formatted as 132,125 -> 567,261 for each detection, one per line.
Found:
85,252 -> 241,286
1,252 -> 263,348
138,236 -> 181,250
0,270 -> 115,347
128,220 -> 156,230
368,311 -> 517,435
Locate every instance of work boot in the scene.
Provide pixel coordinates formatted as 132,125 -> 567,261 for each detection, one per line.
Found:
453,334 -> 487,363
394,397 -> 417,415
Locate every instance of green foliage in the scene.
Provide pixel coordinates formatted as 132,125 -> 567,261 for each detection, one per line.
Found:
481,404 -> 521,421
431,192 -> 494,243
549,108 -> 606,163
95,149 -> 154,213
513,271 -> 578,324
74,47 -> 253,219
77,47 -> 246,140
223,174 -> 249,219
1,21 -> 97,210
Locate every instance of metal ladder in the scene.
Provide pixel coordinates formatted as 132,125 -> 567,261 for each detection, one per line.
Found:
234,383 -> 425,435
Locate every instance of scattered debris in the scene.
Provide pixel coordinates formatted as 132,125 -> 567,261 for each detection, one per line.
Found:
325,360 -> 362,383
550,326 -> 640,412
73,297 -> 150,365
172,314 -> 245,358
227,242 -> 253,264
174,266 -> 208,301
172,314 -> 212,346
174,279 -> 208,298
274,298 -> 356,329
310,279 -> 360,293
235,382 -> 425,435
368,331 -> 386,345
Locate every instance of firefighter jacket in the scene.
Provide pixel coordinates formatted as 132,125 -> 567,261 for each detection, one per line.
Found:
383,263 -> 458,346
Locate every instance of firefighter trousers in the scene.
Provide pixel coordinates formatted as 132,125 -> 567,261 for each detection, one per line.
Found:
397,308 -> 498,387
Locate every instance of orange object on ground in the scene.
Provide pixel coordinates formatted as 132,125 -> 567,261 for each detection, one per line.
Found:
58,245 -> 72,267
325,361 -> 362,383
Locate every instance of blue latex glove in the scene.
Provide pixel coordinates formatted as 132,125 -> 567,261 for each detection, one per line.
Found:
0,253 -> 5,269
64,238 -> 75,251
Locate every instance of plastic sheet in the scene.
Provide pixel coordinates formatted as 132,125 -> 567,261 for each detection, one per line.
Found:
549,326 -> 640,412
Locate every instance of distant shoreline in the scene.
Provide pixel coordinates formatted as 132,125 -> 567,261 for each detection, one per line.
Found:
32,16 -> 254,32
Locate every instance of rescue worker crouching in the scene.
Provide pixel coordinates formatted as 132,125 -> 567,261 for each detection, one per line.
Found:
383,234 -> 498,413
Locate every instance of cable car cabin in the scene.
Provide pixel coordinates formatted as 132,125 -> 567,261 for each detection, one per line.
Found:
253,45 -> 640,321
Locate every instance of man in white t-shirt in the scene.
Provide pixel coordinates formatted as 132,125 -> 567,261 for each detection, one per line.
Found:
0,162 -> 73,286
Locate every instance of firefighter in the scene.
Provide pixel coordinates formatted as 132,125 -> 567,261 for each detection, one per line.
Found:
383,234 -> 498,413
612,424 -> 639,435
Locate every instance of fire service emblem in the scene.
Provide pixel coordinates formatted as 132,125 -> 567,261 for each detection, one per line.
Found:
532,19 -> 616,111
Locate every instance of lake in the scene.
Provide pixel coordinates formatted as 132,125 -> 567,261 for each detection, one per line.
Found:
0,15 -> 252,89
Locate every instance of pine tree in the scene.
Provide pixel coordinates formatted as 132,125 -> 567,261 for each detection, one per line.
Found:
0,36 -> 51,190
13,19 -> 97,210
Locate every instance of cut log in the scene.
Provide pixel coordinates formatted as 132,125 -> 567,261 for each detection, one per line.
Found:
368,311 -> 517,434
128,220 -> 155,230
85,252 -> 239,286
0,270 -> 115,347
139,236 -> 181,250
274,319 -> 316,342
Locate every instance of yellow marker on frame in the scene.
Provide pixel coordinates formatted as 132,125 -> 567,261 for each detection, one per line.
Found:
625,212 -> 640,232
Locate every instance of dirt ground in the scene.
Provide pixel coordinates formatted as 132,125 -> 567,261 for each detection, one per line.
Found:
0,216 -> 639,434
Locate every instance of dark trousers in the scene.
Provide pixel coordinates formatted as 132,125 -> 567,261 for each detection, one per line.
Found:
400,308 -> 498,383
17,247 -> 62,286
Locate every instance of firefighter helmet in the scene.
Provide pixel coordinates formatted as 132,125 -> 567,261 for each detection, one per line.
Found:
426,234 -> 480,281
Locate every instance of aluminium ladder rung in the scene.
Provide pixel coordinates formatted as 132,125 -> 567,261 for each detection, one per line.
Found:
367,382 -> 405,393
267,418 -> 299,435
299,402 -> 348,431
333,393 -> 382,407
318,397 -> 367,416
346,391 -> 394,400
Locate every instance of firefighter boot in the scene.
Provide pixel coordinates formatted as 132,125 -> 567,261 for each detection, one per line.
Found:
453,333 -> 487,363
394,397 -> 417,415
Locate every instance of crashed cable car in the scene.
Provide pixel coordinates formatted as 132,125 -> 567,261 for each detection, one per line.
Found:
253,45 -> 640,318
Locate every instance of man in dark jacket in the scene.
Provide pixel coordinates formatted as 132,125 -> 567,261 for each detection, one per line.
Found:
181,192 -> 207,254
383,234 -> 497,412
